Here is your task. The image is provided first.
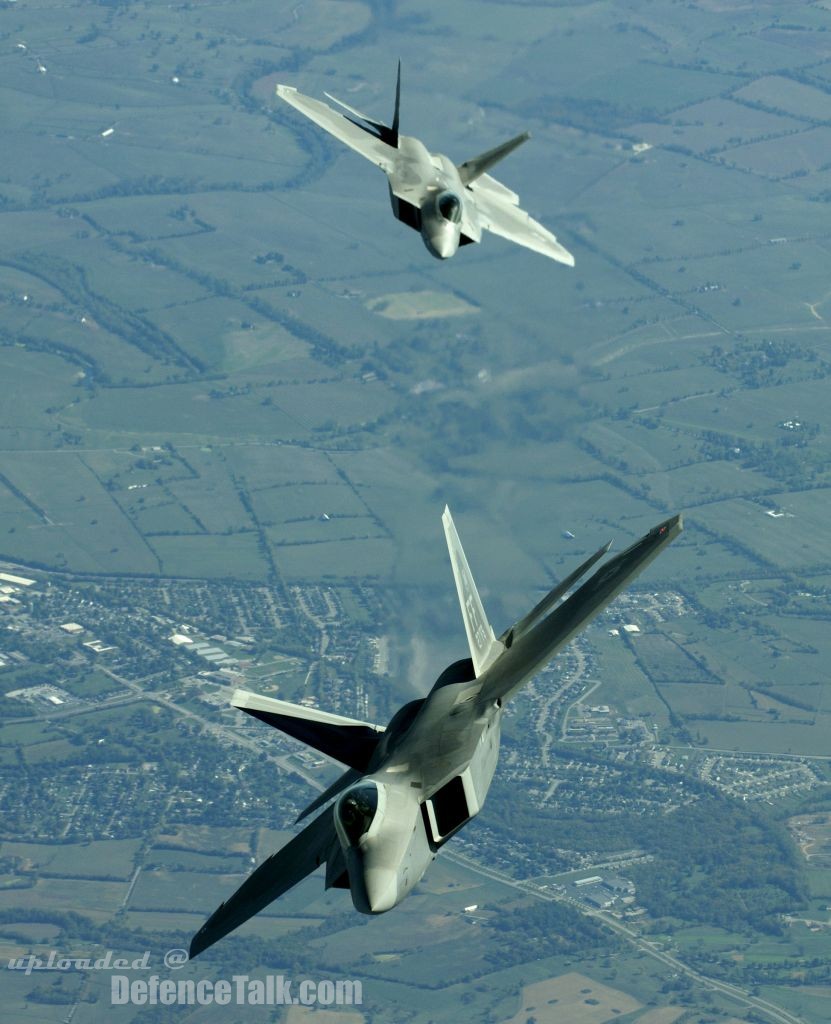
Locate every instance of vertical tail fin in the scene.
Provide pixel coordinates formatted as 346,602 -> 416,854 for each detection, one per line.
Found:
458,131 -> 530,187
442,507 -> 504,677
390,60 -> 401,147
498,540 -> 611,647
322,62 -> 401,148
477,515 -> 683,707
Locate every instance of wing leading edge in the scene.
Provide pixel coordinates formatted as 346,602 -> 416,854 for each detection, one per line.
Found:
477,514 -> 683,707
276,84 -> 397,172
189,807 -> 337,959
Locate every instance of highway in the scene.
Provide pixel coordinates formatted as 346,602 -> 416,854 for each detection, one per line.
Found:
445,849 -> 806,1024
94,669 -> 807,1024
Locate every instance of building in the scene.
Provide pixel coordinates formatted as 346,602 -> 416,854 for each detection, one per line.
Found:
0,572 -> 35,587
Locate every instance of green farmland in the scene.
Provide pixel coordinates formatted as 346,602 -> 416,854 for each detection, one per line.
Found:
2,1 -> 831,1022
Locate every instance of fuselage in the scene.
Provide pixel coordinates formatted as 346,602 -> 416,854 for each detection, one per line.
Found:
334,658 -> 501,913
189,499 -> 681,959
387,136 -> 476,260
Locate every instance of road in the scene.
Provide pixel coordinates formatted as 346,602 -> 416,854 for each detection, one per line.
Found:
560,676 -> 603,740
444,849 -> 806,1024
100,668 -> 327,792
664,743 -> 831,763
94,671 -> 806,1024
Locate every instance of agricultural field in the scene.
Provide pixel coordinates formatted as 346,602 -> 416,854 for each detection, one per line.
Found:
2,1 -> 831,1022
504,971 -> 643,1024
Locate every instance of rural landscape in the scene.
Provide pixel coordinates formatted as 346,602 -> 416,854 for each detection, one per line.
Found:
1,0 -> 831,1022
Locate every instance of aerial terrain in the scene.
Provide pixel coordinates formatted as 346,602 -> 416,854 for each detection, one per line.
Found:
1,1 -> 830,1023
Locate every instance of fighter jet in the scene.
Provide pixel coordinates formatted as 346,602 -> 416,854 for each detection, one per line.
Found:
275,65 -> 575,266
189,509 -> 681,958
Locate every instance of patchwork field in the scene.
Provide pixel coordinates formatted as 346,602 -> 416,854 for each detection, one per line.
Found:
504,971 -> 642,1024
3,2 -> 831,1023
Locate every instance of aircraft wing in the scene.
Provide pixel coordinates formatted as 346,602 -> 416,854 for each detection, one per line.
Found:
477,515 -> 682,706
469,179 -> 574,266
189,807 -> 337,959
276,85 -> 397,173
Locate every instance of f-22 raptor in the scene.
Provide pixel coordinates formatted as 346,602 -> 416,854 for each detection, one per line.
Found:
189,509 -> 681,958
276,65 -> 575,266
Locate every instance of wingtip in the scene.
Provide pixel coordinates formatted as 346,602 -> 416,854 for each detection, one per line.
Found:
670,512 -> 684,534
230,687 -> 251,709
650,513 -> 683,543
549,243 -> 575,267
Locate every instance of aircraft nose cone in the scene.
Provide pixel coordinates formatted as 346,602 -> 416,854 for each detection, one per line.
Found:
432,234 -> 456,259
364,866 -> 398,913
423,228 -> 458,260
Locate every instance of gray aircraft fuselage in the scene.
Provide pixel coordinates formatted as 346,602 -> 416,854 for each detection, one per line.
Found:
274,72 -> 576,267
336,658 -> 498,912
189,512 -> 680,959
328,512 -> 682,914
386,137 -> 469,260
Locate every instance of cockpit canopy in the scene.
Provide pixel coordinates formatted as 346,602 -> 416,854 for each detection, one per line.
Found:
436,190 -> 462,224
337,784 -> 379,846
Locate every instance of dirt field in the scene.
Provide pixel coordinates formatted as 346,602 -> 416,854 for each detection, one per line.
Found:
284,1007 -> 364,1024
366,291 -> 478,319
636,1009 -> 684,1024
503,970 -> 642,1024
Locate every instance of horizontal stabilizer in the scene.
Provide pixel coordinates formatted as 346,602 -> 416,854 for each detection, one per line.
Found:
500,540 -> 612,646
232,689 -> 384,771
442,507 -> 504,677
190,808 -> 336,959
458,131 -> 530,187
478,515 -> 682,706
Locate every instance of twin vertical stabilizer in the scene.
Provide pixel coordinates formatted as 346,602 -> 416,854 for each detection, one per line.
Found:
458,131 -> 530,187
324,61 -> 401,148
443,507 -> 683,696
442,507 -> 504,676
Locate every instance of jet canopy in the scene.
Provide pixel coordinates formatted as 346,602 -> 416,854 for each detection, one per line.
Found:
337,784 -> 380,845
436,191 -> 462,224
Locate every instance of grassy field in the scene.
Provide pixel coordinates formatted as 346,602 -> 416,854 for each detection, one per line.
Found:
4,1 -> 831,1022
0,877 -> 128,920
0,839 -> 140,879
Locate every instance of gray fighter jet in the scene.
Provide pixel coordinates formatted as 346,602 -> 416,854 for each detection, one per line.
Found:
275,65 -> 575,265
189,509 -> 681,958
